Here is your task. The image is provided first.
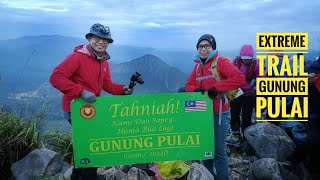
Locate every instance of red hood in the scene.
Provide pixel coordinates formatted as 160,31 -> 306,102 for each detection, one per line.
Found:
74,45 -> 94,57
73,45 -> 110,61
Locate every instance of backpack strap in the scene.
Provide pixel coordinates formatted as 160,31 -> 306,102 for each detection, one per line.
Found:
196,63 -> 200,77
211,56 -> 220,81
246,59 -> 257,81
235,57 -> 241,69
235,58 -> 257,82
210,56 -> 228,125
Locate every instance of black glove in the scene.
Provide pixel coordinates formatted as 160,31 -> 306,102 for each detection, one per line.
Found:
123,86 -> 133,95
81,90 -> 96,103
208,86 -> 217,99
195,88 -> 204,94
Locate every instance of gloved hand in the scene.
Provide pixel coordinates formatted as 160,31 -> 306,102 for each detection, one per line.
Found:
81,90 -> 96,103
195,88 -> 204,94
123,86 -> 133,95
208,86 -> 217,99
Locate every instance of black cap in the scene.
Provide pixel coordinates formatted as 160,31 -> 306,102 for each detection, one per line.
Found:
197,34 -> 216,50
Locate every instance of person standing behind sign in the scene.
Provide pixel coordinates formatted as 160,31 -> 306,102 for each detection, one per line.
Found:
49,23 -> 133,180
185,34 -> 245,179
226,44 -> 260,148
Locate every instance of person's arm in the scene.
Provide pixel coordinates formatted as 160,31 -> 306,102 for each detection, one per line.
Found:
231,58 -> 237,66
102,62 -> 125,95
252,60 -> 261,90
308,73 -> 318,84
214,57 -> 246,93
186,65 -> 199,92
49,53 -> 83,98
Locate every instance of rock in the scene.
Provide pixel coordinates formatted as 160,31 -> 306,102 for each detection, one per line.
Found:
120,165 -> 132,173
249,158 -> 305,180
249,158 -> 282,179
55,173 -> 64,178
279,162 -> 311,180
230,171 -> 242,180
244,122 -> 295,161
185,160 -> 201,165
11,148 -> 63,180
229,157 -> 243,169
119,163 -> 152,174
100,166 -> 127,180
59,162 -> 71,175
242,141 -> 255,156
131,163 -> 150,170
63,166 -> 73,180
127,167 -> 151,180
97,167 -> 113,174
187,163 -> 214,180
44,153 -> 63,175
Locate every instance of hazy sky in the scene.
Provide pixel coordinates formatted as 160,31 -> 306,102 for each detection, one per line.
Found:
1,0 -> 320,50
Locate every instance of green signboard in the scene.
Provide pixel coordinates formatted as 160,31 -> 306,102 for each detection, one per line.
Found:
71,92 -> 214,168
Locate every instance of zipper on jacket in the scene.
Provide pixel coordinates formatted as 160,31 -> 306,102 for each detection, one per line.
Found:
201,64 -> 204,89
98,61 -> 101,87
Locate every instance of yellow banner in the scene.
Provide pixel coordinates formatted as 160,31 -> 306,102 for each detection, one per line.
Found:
256,78 -> 308,95
256,32 -> 308,50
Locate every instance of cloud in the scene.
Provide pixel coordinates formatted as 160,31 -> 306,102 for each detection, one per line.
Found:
0,0 -> 69,12
0,0 -> 319,50
143,22 -> 162,28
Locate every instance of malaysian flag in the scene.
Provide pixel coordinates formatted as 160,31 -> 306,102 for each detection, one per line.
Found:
185,100 -> 207,112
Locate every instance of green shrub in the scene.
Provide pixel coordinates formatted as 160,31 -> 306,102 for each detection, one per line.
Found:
0,112 -> 41,177
42,130 -> 73,164
0,111 -> 74,179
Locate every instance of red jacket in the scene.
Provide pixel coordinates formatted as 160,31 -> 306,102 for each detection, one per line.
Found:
49,45 -> 125,112
186,52 -> 246,114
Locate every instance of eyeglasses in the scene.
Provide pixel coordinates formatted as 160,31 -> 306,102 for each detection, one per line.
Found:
197,44 -> 211,50
92,35 -> 109,44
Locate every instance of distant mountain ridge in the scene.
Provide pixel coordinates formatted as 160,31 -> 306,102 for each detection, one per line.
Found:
3,51 -> 189,130
111,54 -> 188,93
0,35 -> 194,93
8,53 -> 188,98
1,35 -> 319,94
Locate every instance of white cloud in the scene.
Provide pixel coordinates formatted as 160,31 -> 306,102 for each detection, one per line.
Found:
143,22 -> 162,28
0,0 -> 69,12
0,0 -> 319,50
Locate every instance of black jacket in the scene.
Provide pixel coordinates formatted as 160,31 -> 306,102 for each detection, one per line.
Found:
305,59 -> 320,119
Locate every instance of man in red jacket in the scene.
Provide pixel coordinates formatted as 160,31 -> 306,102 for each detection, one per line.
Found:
49,23 -> 132,180
186,34 -> 245,179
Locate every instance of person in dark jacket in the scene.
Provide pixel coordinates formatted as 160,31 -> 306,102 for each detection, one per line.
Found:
226,44 -> 260,147
50,23 -> 133,180
304,58 -> 320,178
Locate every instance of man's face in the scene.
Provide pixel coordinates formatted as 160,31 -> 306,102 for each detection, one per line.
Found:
89,35 -> 109,53
197,40 -> 213,59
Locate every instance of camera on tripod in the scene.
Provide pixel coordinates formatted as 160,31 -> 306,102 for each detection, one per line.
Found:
129,72 -> 144,89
